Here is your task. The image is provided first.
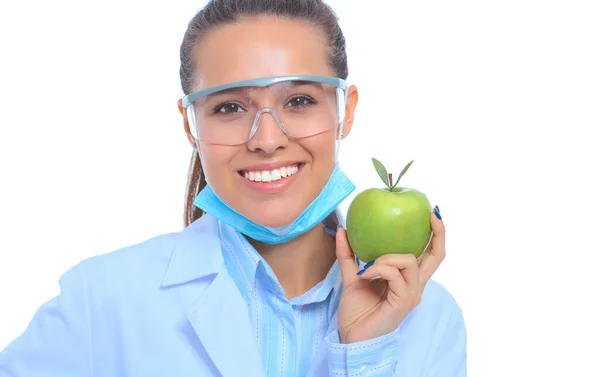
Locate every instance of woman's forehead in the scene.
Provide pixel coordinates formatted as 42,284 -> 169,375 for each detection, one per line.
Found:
192,16 -> 332,90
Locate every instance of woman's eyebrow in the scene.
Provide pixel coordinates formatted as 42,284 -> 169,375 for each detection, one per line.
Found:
204,80 -> 323,100
205,86 -> 250,98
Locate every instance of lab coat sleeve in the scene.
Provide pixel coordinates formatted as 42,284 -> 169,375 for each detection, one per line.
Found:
424,306 -> 467,377
324,305 -> 467,377
0,264 -> 92,377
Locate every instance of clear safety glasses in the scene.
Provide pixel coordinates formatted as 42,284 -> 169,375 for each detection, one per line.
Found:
181,75 -> 348,146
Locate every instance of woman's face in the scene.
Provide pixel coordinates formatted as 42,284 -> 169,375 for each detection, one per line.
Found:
179,16 -> 358,227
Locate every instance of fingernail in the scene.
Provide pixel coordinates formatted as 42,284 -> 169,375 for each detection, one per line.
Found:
434,205 -> 442,220
356,255 -> 360,265
337,224 -> 343,229
357,259 -> 375,275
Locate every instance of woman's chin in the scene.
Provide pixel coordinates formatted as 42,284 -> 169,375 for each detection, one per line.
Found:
247,213 -> 297,228
239,203 -> 303,229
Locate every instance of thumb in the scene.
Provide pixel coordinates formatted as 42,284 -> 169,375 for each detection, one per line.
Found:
335,227 -> 360,287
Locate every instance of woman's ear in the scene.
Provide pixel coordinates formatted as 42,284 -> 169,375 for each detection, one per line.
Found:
341,85 -> 359,139
178,99 -> 198,148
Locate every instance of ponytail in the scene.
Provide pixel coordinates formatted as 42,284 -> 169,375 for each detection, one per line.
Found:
183,150 -> 207,227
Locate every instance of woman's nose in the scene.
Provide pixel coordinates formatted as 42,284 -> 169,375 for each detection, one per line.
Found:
246,110 -> 289,154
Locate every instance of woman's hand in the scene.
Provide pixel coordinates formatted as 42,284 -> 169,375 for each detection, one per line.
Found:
335,207 -> 446,344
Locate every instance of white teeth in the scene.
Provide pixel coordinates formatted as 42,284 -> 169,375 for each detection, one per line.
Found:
242,164 -> 300,182
261,171 -> 271,182
271,169 -> 281,180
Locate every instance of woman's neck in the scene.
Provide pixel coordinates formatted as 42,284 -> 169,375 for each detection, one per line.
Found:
248,223 -> 337,299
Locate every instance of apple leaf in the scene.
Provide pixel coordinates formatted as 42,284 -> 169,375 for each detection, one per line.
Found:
392,160 -> 414,189
371,157 -> 391,188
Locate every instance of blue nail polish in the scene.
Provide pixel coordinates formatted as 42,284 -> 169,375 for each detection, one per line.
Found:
356,256 -> 360,265
357,259 -> 375,275
434,205 -> 442,220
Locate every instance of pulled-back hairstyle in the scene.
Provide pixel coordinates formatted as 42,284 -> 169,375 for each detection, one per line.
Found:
179,0 -> 349,227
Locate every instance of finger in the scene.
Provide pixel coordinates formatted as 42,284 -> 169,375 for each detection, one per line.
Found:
376,254 -> 420,294
417,232 -> 434,265
335,227 -> 360,287
418,208 -> 446,291
357,264 -> 409,300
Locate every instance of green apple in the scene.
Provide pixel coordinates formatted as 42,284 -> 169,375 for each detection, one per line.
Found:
345,158 -> 432,262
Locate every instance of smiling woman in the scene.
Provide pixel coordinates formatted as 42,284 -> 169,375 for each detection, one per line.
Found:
179,13 -> 353,230
0,0 -> 466,376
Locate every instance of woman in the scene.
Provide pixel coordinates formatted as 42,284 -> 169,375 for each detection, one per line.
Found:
0,0 -> 466,376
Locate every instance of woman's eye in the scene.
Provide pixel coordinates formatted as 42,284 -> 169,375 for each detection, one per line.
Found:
215,103 -> 244,114
286,96 -> 316,108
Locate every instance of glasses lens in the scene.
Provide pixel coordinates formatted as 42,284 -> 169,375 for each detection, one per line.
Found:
188,80 -> 342,145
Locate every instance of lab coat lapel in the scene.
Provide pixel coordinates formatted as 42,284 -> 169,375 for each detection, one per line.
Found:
164,215 -> 264,377
186,267 -> 265,377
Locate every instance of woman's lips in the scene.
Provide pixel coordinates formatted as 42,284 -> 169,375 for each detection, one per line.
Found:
239,163 -> 303,183
238,163 -> 305,194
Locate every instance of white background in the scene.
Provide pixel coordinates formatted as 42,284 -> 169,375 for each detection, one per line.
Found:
1,0 -> 599,375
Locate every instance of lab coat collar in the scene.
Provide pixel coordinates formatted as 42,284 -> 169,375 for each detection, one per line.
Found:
160,214 -> 224,287
161,208 -> 346,288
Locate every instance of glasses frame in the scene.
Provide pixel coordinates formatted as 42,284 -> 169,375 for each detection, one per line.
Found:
182,75 -> 348,141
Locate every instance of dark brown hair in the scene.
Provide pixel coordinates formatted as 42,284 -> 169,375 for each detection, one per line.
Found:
179,0 -> 349,227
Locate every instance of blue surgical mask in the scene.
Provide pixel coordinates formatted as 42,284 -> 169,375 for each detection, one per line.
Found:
193,163 -> 355,244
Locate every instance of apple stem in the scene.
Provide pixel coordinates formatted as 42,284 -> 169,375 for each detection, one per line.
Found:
388,173 -> 393,191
